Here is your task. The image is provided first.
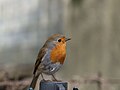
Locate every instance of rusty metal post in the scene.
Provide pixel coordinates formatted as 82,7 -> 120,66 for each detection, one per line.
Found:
40,80 -> 68,90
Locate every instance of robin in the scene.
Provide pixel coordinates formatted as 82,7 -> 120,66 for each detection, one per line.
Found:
29,34 -> 71,89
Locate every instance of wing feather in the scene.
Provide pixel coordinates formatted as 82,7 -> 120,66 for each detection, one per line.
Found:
33,45 -> 46,75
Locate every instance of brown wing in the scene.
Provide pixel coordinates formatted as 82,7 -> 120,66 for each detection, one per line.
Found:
33,46 -> 46,75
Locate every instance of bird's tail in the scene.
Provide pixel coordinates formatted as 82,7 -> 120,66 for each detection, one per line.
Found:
29,74 -> 39,90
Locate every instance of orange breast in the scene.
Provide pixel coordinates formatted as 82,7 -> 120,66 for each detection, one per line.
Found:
50,44 -> 66,64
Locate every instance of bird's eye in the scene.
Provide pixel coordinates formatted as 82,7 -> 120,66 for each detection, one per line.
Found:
58,39 -> 61,42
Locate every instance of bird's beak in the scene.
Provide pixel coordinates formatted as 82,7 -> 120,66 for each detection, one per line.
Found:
65,38 -> 71,42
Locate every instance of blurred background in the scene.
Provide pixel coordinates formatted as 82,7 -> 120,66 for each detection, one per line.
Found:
0,0 -> 120,90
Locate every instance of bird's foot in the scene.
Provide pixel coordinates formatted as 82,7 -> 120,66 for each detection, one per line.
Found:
52,79 -> 62,82
42,79 -> 51,82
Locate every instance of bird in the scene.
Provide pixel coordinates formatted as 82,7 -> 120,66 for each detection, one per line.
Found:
29,34 -> 71,89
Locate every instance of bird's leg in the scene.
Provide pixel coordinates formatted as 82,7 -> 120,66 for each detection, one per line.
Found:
51,74 -> 58,81
41,73 -> 51,82
41,73 -> 46,81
